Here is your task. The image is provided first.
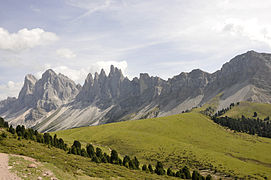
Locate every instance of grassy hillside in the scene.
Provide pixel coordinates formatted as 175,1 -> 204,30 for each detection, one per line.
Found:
0,129 -> 176,180
55,112 -> 271,179
222,101 -> 271,119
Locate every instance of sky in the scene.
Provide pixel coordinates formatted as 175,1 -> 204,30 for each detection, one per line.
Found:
1,0 -> 271,100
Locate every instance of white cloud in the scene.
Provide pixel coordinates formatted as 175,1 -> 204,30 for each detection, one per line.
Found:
56,48 -> 76,59
0,81 -> 23,100
0,27 -> 58,52
216,18 -> 271,47
96,60 -> 127,75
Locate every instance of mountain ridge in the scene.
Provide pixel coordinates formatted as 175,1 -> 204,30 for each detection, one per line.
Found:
1,50 -> 271,132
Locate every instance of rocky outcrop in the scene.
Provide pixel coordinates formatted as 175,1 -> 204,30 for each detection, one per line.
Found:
1,50 -> 271,132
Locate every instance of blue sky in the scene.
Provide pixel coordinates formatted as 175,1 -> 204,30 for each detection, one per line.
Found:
1,0 -> 271,99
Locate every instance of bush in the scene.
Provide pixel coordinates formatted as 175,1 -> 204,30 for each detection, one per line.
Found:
1,132 -> 7,138
206,174 -> 212,180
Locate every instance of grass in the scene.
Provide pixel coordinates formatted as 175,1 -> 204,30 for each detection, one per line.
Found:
222,101 -> 271,119
0,131 -> 176,180
55,111 -> 271,179
8,155 -> 62,180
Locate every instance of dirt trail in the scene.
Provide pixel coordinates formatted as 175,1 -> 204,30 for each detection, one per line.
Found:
0,153 -> 21,180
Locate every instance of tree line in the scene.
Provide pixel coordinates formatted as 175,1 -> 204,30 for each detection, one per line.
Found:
212,115 -> 271,138
210,102 -> 271,138
0,117 -> 213,179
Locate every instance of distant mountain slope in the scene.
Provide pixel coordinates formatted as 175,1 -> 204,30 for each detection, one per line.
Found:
1,50 -> 271,131
55,111 -> 271,179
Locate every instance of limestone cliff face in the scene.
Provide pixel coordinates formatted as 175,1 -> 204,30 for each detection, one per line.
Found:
203,51 -> 271,106
34,69 -> 79,112
1,50 -> 271,132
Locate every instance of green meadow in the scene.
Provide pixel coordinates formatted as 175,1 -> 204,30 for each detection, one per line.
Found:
55,111 -> 271,179
222,101 -> 271,119
0,130 -> 175,180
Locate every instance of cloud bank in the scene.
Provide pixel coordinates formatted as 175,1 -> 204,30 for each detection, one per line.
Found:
0,27 -> 58,52
0,81 -> 23,99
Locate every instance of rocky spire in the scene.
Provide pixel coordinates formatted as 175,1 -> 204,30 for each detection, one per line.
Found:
18,74 -> 37,100
18,74 -> 37,106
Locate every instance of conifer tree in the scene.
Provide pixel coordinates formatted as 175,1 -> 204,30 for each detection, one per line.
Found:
155,161 -> 165,175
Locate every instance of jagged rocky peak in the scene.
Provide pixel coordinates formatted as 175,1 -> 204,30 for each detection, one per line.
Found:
85,73 -> 94,86
214,50 -> 269,85
18,74 -> 37,100
25,74 -> 37,84
138,73 -> 166,95
41,69 -> 57,81
109,65 -> 124,79
33,69 -> 79,111
139,73 -> 150,79
222,50 -> 267,70
76,73 -> 95,102
99,68 -> 106,79
189,69 -> 209,76
139,73 -> 151,94
187,69 -> 210,86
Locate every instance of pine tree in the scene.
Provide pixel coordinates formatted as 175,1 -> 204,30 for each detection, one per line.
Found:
86,144 -> 95,158
129,160 -> 136,169
8,125 -> 15,134
95,147 -> 103,160
118,158 -> 122,165
192,170 -> 200,180
148,164 -> 154,173
142,164 -> 147,171
110,150 -> 119,164
155,161 -> 165,175
71,146 -> 77,155
123,155 -> 130,168
92,155 -> 101,163
175,171 -> 181,177
182,166 -> 191,179
81,148 -> 88,157
133,156 -> 140,169
167,168 -> 174,176
101,155 -> 108,163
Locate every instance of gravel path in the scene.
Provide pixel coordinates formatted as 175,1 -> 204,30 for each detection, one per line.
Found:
0,153 -> 21,180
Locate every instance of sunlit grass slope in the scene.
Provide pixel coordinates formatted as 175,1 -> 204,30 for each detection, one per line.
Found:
56,112 -> 271,179
0,130 -> 175,180
222,101 -> 271,119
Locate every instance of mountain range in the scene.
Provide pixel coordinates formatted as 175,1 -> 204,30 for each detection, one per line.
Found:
1,50 -> 271,132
